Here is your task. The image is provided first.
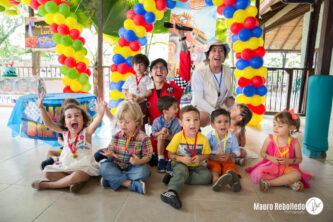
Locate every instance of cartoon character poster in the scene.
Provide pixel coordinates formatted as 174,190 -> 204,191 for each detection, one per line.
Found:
167,0 -> 217,76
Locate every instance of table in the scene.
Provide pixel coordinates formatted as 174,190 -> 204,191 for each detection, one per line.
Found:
7,93 -> 99,146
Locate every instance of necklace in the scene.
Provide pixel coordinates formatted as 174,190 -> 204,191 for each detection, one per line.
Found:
67,130 -> 82,159
215,131 -> 227,154
183,130 -> 198,157
275,136 -> 291,157
211,69 -> 223,97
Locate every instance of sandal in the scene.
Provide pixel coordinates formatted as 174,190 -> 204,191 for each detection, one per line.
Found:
227,170 -> 241,192
31,179 -> 49,190
70,182 -> 86,194
260,179 -> 270,192
290,181 -> 304,192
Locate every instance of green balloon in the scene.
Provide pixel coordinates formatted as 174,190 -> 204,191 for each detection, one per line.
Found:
60,65 -> 69,76
61,35 -> 73,46
52,34 -> 61,44
67,68 -> 79,79
58,4 -> 70,17
69,12 -> 78,20
82,47 -> 88,55
72,40 -> 83,51
37,5 -> 47,16
45,1 -> 58,14
78,73 -> 89,84
81,83 -> 91,92
0,6 -> 5,13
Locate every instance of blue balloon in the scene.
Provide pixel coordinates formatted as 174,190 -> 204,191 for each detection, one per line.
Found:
235,0 -> 251,10
256,85 -> 267,96
231,34 -> 239,43
252,26 -> 263,38
118,27 -> 126,38
124,29 -> 138,41
138,36 -> 147,46
112,54 -> 125,65
166,0 -> 176,9
236,59 -> 250,70
144,12 -> 156,24
205,0 -> 214,6
109,81 -> 124,91
126,56 -> 133,67
238,28 -> 252,42
134,3 -> 146,15
250,56 -> 264,69
223,6 -> 236,19
236,86 -> 243,95
243,85 -> 256,97
109,98 -> 124,108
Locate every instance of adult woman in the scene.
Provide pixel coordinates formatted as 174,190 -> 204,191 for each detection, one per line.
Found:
191,40 -> 233,127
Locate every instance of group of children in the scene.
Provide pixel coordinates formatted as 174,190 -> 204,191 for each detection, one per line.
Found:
31,53 -> 312,210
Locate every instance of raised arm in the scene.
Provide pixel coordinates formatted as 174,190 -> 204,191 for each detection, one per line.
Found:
86,97 -> 106,136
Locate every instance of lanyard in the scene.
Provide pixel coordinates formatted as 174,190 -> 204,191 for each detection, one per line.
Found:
232,126 -> 238,134
211,69 -> 223,96
275,136 -> 291,157
67,130 -> 82,159
135,75 -> 144,91
125,131 -> 135,153
215,131 -> 227,154
160,116 -> 171,129
183,130 -> 198,157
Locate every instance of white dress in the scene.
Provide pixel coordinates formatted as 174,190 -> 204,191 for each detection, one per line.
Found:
44,128 -> 99,176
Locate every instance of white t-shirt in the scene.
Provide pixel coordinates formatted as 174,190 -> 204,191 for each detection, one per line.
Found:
122,75 -> 154,97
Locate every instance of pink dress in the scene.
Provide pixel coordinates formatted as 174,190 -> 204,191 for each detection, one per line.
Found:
245,134 -> 312,188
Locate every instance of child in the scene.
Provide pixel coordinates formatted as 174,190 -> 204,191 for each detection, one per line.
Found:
160,105 -> 212,209
152,96 -> 181,173
230,103 -> 252,166
122,54 -> 154,129
99,101 -> 153,194
32,95 -> 106,193
245,109 -> 312,192
221,96 -> 236,111
206,109 -> 241,192
40,98 -> 81,170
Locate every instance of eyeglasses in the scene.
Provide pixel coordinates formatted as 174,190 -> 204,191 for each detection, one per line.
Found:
152,66 -> 167,71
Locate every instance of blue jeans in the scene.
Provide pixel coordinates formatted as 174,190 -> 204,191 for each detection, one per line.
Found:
100,159 -> 150,190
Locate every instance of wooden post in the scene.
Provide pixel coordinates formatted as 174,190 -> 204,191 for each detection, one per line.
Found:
29,8 -> 39,76
285,69 -> 293,110
97,0 -> 104,98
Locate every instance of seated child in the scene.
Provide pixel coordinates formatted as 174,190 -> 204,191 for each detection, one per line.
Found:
122,54 -> 154,130
32,95 -> 106,193
221,96 -> 236,111
152,96 -> 181,173
230,103 -> 252,166
245,109 -> 312,192
99,101 -> 153,195
206,109 -> 241,192
160,105 -> 212,209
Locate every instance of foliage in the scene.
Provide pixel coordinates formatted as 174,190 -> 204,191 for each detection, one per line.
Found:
215,17 -> 227,43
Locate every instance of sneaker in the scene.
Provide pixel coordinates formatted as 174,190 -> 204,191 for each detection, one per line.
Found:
162,172 -> 172,185
128,180 -> 146,194
157,159 -> 166,173
100,177 -> 109,188
166,160 -> 172,173
235,158 -> 245,166
69,182 -> 86,194
40,157 -> 54,170
160,190 -> 182,209
212,173 -> 232,192
227,170 -> 241,192
94,149 -> 107,162
149,153 -> 158,167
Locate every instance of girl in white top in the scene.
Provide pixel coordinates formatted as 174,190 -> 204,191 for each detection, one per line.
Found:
32,94 -> 106,193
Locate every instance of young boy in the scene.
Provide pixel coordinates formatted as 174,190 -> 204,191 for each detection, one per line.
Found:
221,96 -> 236,111
160,105 -> 212,209
152,96 -> 181,173
206,109 -> 241,192
230,103 -> 253,166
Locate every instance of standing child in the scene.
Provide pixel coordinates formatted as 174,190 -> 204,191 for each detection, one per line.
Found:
245,109 -> 312,192
152,96 -> 181,173
160,105 -> 212,209
99,101 -> 153,194
32,95 -> 106,193
230,103 -> 252,166
206,109 -> 241,192
122,54 -> 154,129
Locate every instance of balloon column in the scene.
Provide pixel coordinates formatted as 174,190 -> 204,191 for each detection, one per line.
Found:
109,0 -> 174,114
211,0 -> 267,126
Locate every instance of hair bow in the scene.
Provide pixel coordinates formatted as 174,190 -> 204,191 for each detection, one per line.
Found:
285,108 -> 298,120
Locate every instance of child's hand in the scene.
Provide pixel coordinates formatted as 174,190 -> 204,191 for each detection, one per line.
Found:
270,156 -> 280,165
221,153 -> 229,162
35,93 -> 45,109
191,155 -> 200,164
105,107 -> 113,120
162,129 -> 170,140
181,156 -> 192,165
277,158 -> 290,165
101,149 -> 118,159
127,93 -> 137,102
95,97 -> 107,115
129,154 -> 141,165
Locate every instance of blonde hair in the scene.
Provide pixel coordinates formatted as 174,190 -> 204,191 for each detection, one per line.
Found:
116,101 -> 143,127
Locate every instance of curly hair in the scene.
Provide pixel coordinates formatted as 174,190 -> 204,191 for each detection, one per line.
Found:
58,104 -> 90,131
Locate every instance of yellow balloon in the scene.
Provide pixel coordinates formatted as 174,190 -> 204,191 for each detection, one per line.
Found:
70,79 -> 82,92
226,18 -> 234,28
62,76 -> 71,86
21,0 -> 31,6
257,66 -> 268,77
212,0 -> 224,7
44,14 -> 54,24
111,108 -> 117,115
248,113 -> 263,126
111,72 -> 133,82
251,95 -> 266,106
233,41 -> 242,53
233,9 -> 247,23
74,51 -> 85,62
243,67 -> 255,79
247,37 -> 260,50
83,58 -> 90,66
234,69 -> 242,79
54,13 -> 66,25
135,26 -> 147,38
63,47 -> 75,58
0,0 -> 13,8
143,0 -> 156,12
124,19 -> 135,30
74,25 -> 83,33
258,38 -> 264,46
65,17 -> 77,30
246,6 -> 258,17
110,90 -> 126,100
236,94 -> 247,104
155,9 -> 164,20
55,44 -> 64,54
138,0 -> 145,3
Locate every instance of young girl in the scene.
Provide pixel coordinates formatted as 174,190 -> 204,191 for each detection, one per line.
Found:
99,101 -> 153,194
32,94 -> 106,193
245,109 -> 312,192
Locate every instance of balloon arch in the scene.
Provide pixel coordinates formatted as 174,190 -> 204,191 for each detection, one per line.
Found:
1,0 -> 267,126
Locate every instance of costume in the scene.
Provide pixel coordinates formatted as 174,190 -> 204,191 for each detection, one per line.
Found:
206,130 -> 241,176
191,64 -> 233,114
44,129 -> 99,176
245,134 -> 313,188
99,129 -> 153,190
166,131 -> 212,192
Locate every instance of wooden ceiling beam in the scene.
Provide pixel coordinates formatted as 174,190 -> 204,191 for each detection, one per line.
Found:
268,25 -> 282,49
265,4 -> 298,28
292,36 -> 302,50
280,16 -> 303,49
260,0 -> 278,15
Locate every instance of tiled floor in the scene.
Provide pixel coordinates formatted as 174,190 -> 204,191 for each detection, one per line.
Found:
0,107 -> 332,222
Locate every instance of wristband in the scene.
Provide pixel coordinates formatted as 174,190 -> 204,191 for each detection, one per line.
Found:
179,36 -> 186,41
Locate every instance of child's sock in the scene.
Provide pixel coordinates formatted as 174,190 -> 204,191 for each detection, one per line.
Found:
158,155 -> 164,161
158,156 -> 166,172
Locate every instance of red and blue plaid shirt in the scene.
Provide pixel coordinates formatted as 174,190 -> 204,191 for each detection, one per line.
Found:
108,129 -> 153,169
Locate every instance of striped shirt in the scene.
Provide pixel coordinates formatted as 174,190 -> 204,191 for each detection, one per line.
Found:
108,129 -> 153,169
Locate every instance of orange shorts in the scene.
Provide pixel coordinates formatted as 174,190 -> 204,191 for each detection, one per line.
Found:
283,165 -> 297,175
207,159 -> 241,177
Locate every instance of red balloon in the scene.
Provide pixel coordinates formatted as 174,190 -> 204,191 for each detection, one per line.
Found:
129,40 -> 141,51
155,0 -> 167,11
36,0 -> 47,5
118,37 -> 129,47
57,24 -> 69,35
244,17 -> 258,30
60,1 -> 70,7
238,77 -> 252,87
65,57 -> 76,68
242,48 -> 254,60
76,62 -> 87,73
78,37 -> 85,45
9,0 -> 20,5
247,104 -> 266,115
179,0 -> 187,2
127,9 -> 136,19
235,52 -> 242,59
111,64 -> 118,72
52,0 -> 61,5
69,29 -> 80,40
133,15 -> 146,26
117,63 -> 130,74
217,5 -> 226,15
224,0 -> 235,6
251,76 -> 264,87
230,23 -> 244,35
84,69 -> 91,76
128,67 -> 135,74
144,23 -> 154,32
63,86 -> 73,93
30,0 -> 40,10
255,47 -> 266,57
50,24 -> 58,33
58,55 -> 67,65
